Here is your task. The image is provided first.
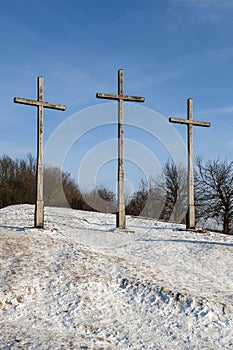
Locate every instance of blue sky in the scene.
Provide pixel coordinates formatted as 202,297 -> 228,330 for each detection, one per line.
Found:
0,0 -> 233,191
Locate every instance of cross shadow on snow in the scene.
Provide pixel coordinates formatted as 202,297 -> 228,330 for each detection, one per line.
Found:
137,238 -> 233,248
45,219 -> 114,233
0,224 -> 27,231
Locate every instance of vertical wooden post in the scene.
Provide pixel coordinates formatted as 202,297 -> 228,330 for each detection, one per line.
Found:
187,98 -> 195,229
117,69 -> 125,227
35,76 -> 44,228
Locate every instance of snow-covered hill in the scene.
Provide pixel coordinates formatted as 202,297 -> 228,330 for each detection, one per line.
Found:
0,205 -> 233,349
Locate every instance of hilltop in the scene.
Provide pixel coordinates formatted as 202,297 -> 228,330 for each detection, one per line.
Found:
0,205 -> 233,349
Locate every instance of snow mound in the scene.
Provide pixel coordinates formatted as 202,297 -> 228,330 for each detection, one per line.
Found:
0,205 -> 233,349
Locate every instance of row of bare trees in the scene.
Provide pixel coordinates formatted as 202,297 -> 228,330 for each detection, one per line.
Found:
0,154 -> 232,234
0,154 -> 115,212
0,154 -> 36,208
125,158 -> 232,234
125,161 -> 188,223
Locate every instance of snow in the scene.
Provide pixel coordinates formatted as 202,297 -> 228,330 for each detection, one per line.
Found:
0,204 -> 233,349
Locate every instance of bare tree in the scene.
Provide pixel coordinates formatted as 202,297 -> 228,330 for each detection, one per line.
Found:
195,158 -> 233,234
160,160 -> 187,223
140,177 -> 166,219
125,179 -> 148,216
17,154 -> 36,203
126,161 -> 187,222
0,155 -> 16,207
81,187 -> 116,213
44,167 -> 83,209
44,167 -> 68,207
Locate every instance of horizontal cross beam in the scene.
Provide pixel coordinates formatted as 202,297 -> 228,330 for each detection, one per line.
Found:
169,117 -> 211,127
96,92 -> 145,103
14,97 -> 66,110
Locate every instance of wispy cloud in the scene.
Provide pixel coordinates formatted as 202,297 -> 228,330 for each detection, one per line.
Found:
196,105 -> 233,117
169,0 -> 233,21
170,0 -> 233,8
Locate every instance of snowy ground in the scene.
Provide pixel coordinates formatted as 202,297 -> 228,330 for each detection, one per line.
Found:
0,205 -> 233,349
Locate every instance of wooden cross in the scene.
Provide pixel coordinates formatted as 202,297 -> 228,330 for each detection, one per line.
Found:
14,76 -> 66,228
169,98 -> 211,229
96,69 -> 145,228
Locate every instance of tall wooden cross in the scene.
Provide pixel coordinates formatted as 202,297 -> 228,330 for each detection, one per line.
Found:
14,76 -> 66,228
169,98 -> 211,229
96,69 -> 145,228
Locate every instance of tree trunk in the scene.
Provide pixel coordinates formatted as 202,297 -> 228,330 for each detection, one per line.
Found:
223,211 -> 230,234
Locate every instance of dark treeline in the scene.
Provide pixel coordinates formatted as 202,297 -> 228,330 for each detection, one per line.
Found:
0,154 -> 232,234
0,154 -> 36,208
0,154 -> 115,213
